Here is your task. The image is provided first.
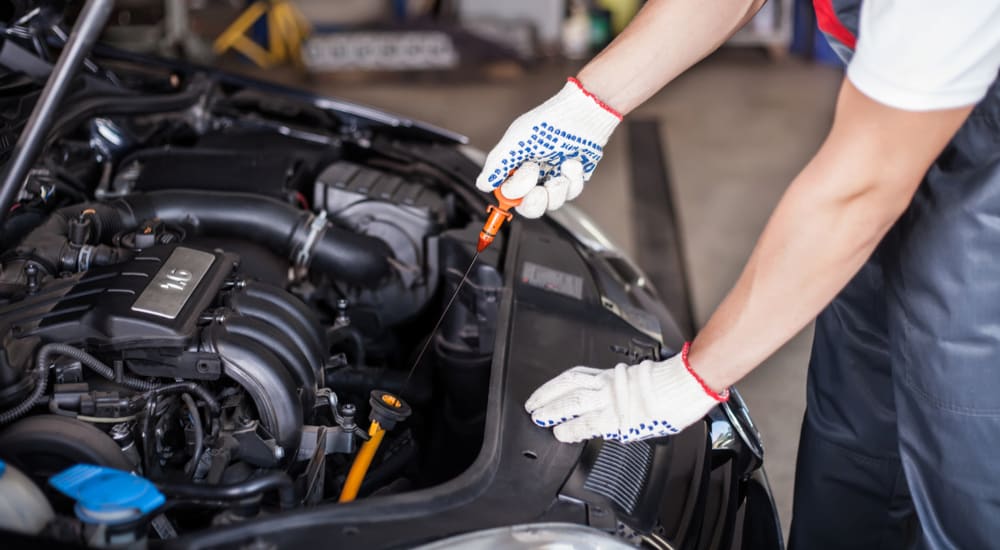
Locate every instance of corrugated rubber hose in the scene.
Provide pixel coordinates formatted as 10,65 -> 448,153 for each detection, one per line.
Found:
0,363 -> 47,425
39,343 -> 160,391
0,343 -> 162,425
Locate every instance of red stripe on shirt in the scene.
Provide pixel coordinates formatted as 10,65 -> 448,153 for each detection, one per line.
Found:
813,0 -> 857,50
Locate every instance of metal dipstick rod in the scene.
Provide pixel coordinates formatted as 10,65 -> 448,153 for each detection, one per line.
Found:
399,188 -> 523,396
400,250 -> 480,394
0,0 -> 115,223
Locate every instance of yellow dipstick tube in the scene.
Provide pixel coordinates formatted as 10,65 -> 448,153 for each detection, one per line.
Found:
338,420 -> 386,502
338,391 -> 410,503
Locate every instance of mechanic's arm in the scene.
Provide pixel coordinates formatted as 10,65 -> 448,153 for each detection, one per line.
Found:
525,80 -> 972,443
579,0 -> 766,115
687,80 -> 971,390
475,0 -> 765,216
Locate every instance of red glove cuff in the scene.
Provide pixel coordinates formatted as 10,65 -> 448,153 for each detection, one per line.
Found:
567,77 -> 623,121
681,342 -> 729,402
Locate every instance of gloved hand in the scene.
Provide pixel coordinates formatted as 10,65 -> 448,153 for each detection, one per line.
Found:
475,77 -> 622,218
524,343 -> 729,443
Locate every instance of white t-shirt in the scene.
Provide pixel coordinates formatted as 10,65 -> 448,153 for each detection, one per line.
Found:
846,0 -> 1000,111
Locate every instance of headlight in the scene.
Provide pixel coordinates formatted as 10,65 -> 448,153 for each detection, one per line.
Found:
413,523 -> 635,550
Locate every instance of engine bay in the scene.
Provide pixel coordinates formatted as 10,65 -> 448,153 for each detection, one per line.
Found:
0,69 -> 505,544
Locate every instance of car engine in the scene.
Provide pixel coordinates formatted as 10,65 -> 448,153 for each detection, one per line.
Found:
0,71 -> 503,543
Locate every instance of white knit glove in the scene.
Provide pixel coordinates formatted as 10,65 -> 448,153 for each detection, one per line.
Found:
524,343 -> 729,443
475,77 -> 622,218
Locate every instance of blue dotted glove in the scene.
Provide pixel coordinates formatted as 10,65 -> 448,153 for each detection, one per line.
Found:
524,344 -> 729,443
475,77 -> 622,218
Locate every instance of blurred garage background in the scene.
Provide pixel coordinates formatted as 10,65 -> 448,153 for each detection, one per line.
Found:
103,0 -> 845,535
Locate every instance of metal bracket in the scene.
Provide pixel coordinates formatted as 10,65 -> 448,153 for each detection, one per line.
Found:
296,425 -> 355,461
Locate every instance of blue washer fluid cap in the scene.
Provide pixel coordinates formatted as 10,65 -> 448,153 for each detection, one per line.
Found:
49,464 -> 164,525
0,458 -> 6,477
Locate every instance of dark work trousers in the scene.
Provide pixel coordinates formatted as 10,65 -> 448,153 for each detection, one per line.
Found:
789,76 -> 1000,550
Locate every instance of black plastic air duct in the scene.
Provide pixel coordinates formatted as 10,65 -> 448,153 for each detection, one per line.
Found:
118,191 -> 393,286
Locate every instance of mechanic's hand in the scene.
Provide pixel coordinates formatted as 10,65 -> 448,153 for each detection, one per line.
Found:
524,343 -> 729,443
475,77 -> 622,218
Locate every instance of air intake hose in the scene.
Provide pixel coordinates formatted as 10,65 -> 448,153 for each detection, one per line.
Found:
8,192 -> 394,287
116,191 -> 393,286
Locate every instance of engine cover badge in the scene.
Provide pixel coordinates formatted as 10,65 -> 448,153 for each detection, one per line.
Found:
132,247 -> 216,319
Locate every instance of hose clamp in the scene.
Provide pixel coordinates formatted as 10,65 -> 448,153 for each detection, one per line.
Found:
77,245 -> 95,271
293,211 -> 328,270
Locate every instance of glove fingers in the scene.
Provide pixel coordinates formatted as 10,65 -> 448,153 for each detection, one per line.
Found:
562,158 -> 586,200
524,366 -> 606,412
514,187 -> 547,219
529,388 -> 605,427
552,412 -> 609,443
499,161 -> 540,199
544,175 -> 570,211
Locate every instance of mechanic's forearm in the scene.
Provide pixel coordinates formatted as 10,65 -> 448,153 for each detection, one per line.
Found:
687,151 -> 904,390
578,0 -> 765,115
686,81 -> 972,392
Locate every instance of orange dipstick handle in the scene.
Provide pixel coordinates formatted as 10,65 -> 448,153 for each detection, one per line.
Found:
477,188 -> 523,252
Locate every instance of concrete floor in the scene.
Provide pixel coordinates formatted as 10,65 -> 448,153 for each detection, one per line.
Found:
294,52 -> 843,535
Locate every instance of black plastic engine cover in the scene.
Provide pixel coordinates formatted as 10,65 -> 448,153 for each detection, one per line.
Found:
0,245 -> 235,354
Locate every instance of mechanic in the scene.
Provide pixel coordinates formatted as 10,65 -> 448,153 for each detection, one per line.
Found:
476,0 -> 1000,547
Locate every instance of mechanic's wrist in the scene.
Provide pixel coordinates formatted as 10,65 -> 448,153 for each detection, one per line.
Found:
681,341 -> 729,401
571,73 -> 626,120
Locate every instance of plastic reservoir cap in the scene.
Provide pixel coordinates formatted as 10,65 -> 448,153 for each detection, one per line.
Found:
0,459 -> 6,477
49,464 -> 164,525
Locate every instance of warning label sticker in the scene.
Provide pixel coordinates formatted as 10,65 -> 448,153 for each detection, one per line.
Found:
521,261 -> 583,300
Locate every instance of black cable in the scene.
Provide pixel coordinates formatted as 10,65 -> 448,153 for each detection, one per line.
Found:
135,382 -> 220,415
181,393 -> 203,478
140,394 -> 157,475
38,343 -> 159,391
156,472 -> 297,510
0,342 -> 149,424
0,363 -> 46,424
135,384 -> 220,476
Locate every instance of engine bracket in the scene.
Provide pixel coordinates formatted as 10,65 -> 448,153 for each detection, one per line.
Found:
122,349 -> 222,381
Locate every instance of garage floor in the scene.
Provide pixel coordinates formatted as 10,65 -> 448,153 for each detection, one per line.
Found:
290,52 -> 843,536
